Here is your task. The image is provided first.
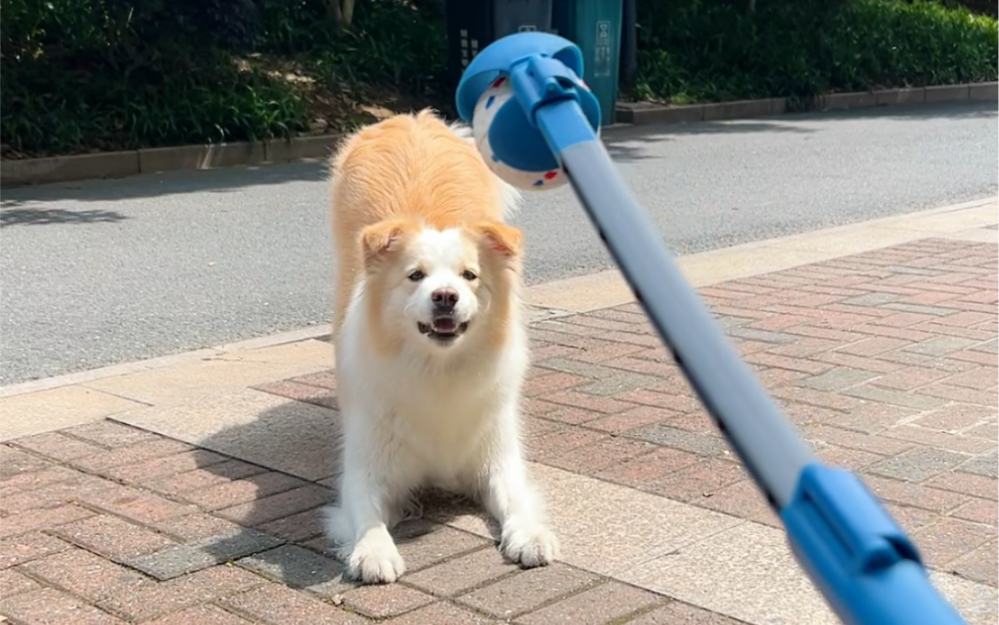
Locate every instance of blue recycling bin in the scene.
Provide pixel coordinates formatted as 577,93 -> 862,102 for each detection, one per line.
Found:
552,0 -> 623,126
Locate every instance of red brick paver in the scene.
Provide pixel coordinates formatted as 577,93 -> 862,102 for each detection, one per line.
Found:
1,238 -> 995,624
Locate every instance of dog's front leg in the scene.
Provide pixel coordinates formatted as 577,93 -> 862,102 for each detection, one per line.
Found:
480,431 -> 559,568
335,468 -> 406,584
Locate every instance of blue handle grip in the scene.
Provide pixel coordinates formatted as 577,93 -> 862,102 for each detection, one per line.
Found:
783,465 -> 966,625
457,32 -> 968,625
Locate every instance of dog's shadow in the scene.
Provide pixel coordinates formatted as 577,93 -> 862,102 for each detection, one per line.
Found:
192,385 -> 504,591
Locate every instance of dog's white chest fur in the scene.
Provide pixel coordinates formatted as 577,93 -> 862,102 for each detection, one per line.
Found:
325,287 -> 557,584
338,303 -> 525,486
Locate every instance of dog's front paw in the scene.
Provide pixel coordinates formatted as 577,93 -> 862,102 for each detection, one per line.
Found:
347,533 -> 406,584
500,522 -> 559,568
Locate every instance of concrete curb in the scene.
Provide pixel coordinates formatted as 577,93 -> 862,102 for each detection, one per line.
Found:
528,196 -> 998,313
0,135 -> 340,187
0,324 -> 333,400
2,82 -> 996,188
0,306 -> 561,401
616,81 -> 998,125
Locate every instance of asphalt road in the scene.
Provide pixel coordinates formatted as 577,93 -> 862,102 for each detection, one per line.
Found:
2,101 -> 996,384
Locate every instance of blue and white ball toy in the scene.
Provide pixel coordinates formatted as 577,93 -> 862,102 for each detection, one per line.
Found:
473,75 -> 598,192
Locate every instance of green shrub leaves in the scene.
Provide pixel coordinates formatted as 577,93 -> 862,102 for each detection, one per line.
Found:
633,0 -> 998,105
0,0 -> 447,157
1,0 -> 994,156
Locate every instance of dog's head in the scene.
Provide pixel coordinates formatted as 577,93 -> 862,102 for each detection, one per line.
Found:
360,218 -> 523,354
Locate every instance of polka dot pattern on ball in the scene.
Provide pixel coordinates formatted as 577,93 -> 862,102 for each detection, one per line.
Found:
471,75 -> 594,192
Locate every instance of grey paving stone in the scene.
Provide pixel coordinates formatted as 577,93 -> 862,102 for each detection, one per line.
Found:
841,292 -> 903,306
625,424 -> 730,456
970,339 -> 997,354
579,373 -> 660,396
125,528 -> 283,580
236,544 -> 352,597
842,385 -> 947,410
882,266 -> 940,276
534,358 -> 619,379
800,367 -> 880,392
869,448 -> 971,482
959,450 -> 998,479
716,315 -> 754,329
903,336 -> 980,357
727,327 -> 797,344
883,303 -> 959,317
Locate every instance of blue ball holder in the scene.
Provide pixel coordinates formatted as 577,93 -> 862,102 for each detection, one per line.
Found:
458,32 -> 968,625
458,32 -> 601,174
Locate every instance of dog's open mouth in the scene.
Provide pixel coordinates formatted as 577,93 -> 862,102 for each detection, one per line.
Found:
417,317 -> 470,343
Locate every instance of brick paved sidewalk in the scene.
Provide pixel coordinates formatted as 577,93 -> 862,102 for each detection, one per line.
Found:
2,237 -> 996,625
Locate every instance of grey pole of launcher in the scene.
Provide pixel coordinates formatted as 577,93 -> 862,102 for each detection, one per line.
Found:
555,137 -> 816,510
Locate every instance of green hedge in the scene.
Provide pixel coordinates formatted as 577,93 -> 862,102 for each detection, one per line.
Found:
2,0 -> 995,157
0,0 -> 447,157
634,0 -> 999,105
254,0 -> 447,92
1,0 -> 295,156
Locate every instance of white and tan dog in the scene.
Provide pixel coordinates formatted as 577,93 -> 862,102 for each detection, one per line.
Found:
323,109 -> 558,584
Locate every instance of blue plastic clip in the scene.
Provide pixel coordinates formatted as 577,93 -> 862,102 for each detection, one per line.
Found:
782,465 -> 966,625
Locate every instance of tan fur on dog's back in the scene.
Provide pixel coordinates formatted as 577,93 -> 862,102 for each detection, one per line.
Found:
330,109 -> 511,334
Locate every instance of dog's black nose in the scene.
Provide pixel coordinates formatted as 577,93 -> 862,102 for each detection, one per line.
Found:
431,288 -> 459,309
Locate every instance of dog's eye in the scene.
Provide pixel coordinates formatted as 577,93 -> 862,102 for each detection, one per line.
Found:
461,270 -> 478,281
407,270 -> 425,282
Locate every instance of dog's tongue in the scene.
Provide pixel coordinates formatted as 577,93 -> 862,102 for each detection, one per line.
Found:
433,317 -> 456,333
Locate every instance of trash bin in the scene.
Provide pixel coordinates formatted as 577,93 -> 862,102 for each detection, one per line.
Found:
552,0 -> 623,126
444,0 -> 554,88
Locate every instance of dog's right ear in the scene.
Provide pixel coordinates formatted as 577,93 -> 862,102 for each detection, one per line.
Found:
360,219 -> 417,267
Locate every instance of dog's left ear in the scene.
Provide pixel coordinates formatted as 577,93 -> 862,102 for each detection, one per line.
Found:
472,221 -> 523,262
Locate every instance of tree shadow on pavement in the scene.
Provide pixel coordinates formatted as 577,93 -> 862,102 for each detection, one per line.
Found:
0,207 -> 128,227
603,99 -> 996,163
190,391 -> 503,593
598,119 -> 816,163
1,160 -> 330,206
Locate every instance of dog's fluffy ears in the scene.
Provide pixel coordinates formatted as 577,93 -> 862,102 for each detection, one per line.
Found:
360,219 -> 418,267
471,221 -> 523,260
360,218 -> 523,268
